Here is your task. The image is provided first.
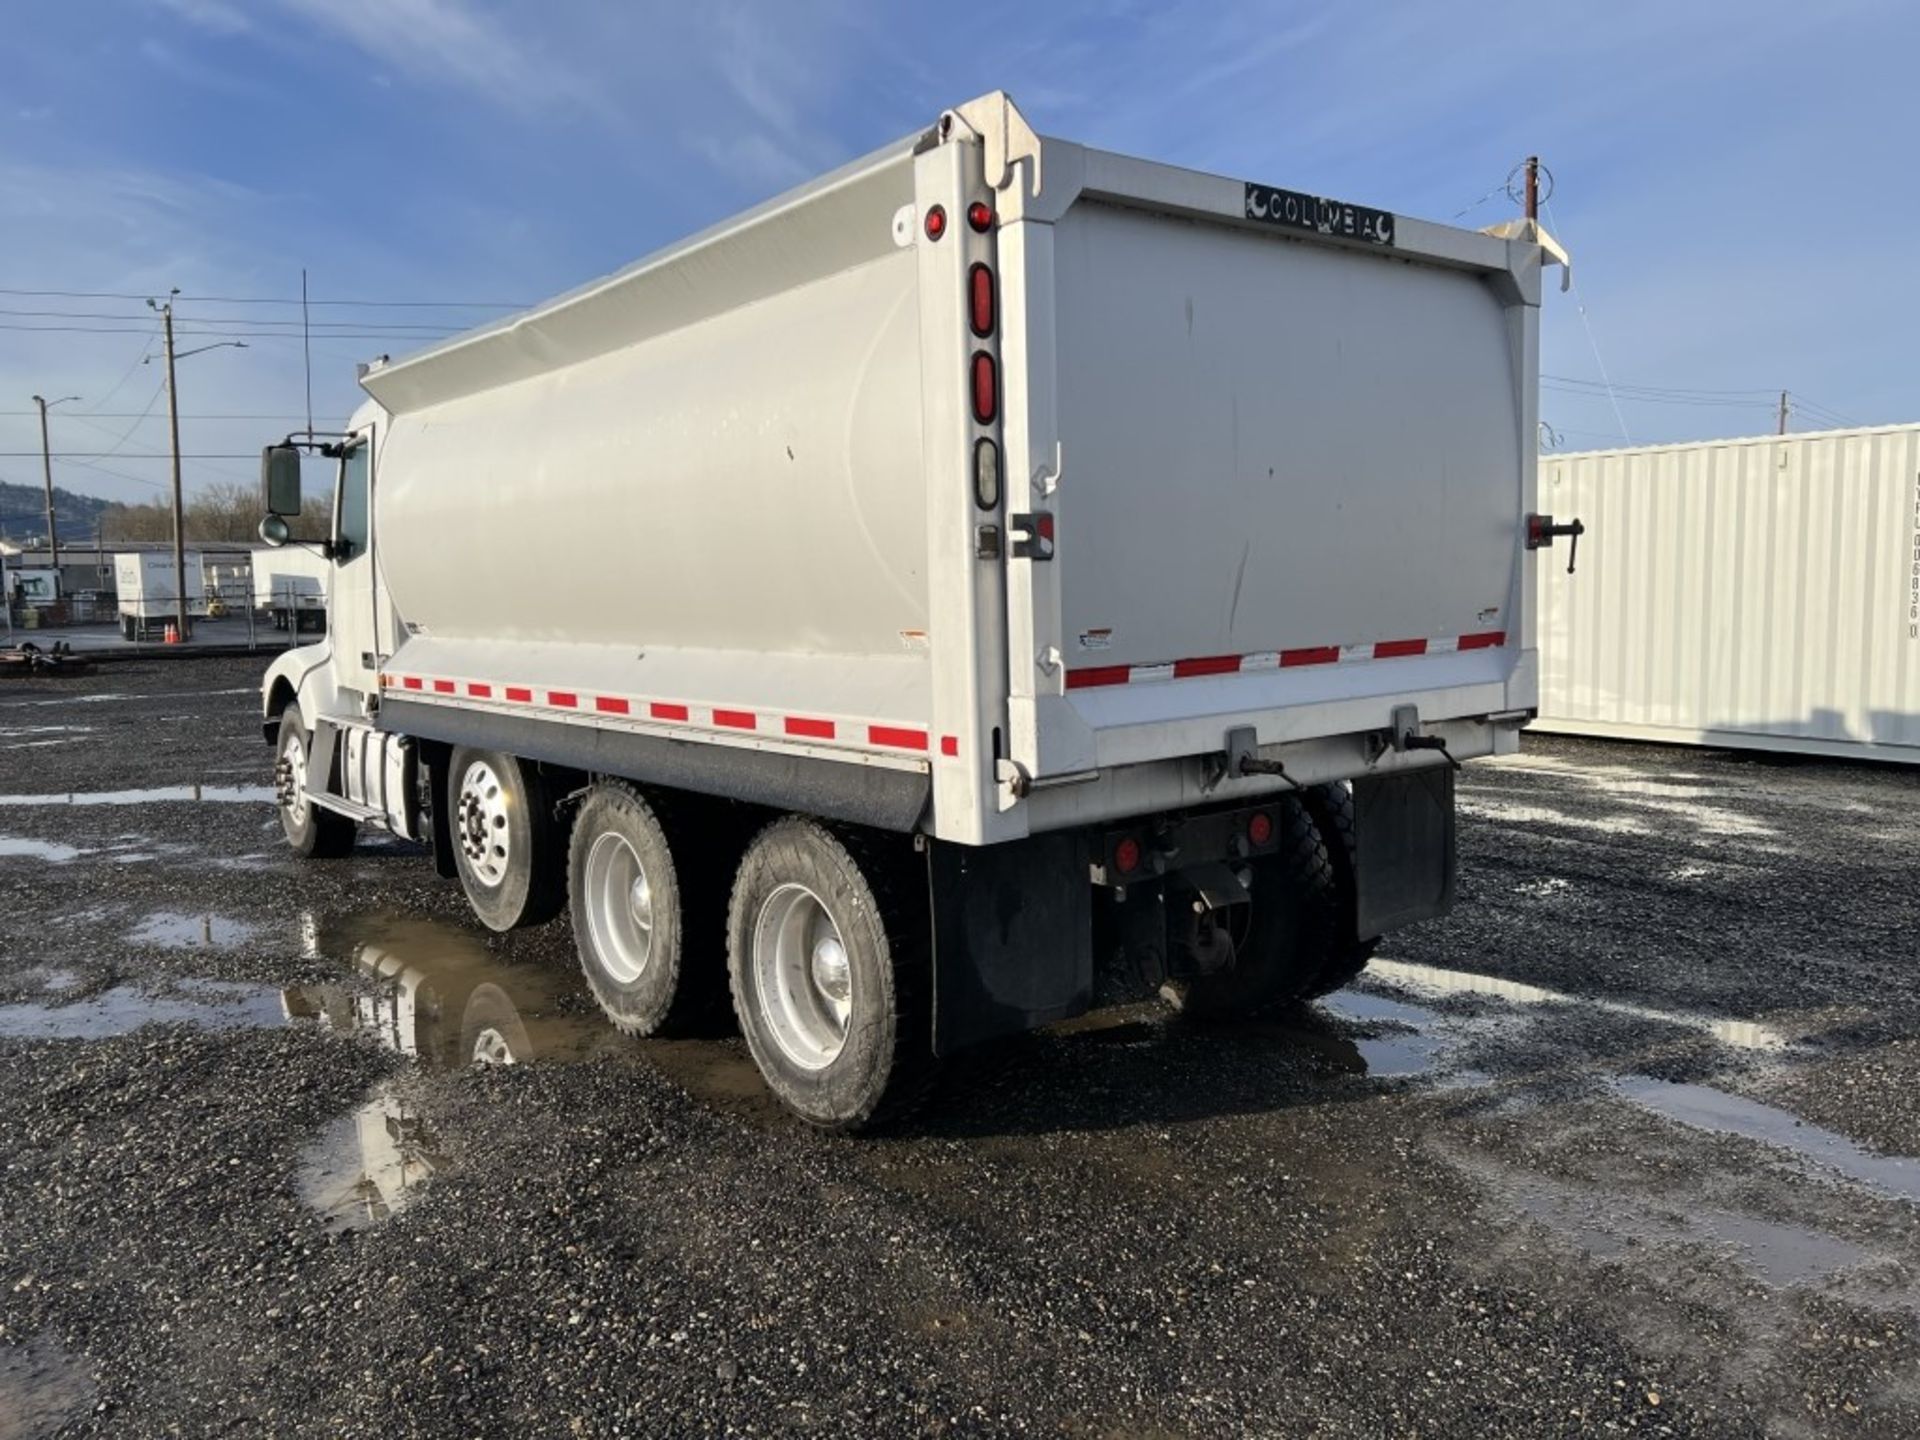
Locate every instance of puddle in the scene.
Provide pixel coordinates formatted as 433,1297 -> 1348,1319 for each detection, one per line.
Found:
295,1079 -> 446,1234
1617,1077 -> 1920,1205
1367,957 -> 1792,1053
0,980 -> 285,1040
0,785 -> 273,807
1486,1160 -> 1889,1295
0,1334 -> 97,1440
127,912 -> 257,949
0,835 -> 84,862
1318,989 -> 1453,1078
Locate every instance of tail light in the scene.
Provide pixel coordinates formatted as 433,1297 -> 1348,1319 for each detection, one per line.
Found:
1113,836 -> 1142,875
1247,811 -> 1273,846
968,264 -> 995,337
924,205 -> 947,241
967,200 -> 993,232
970,351 -> 997,424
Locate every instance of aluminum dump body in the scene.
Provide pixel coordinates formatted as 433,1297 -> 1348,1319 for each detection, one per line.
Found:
349,94 -> 1552,843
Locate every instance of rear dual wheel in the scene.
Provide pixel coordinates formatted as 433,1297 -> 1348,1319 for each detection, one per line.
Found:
727,819 -> 935,1132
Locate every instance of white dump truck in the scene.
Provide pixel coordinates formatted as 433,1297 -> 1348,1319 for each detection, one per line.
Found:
256,93 -> 1572,1129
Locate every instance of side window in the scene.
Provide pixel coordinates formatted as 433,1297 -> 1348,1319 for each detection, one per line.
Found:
337,440 -> 371,559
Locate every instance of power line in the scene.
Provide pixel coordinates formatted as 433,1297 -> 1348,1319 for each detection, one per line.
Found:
0,286 -> 527,309
0,451 -> 265,459
0,322 -> 451,340
0,307 -> 457,334
59,381 -> 169,462
0,410 -> 304,420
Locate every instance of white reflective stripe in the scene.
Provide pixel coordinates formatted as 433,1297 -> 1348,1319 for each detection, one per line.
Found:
1337,644 -> 1373,664
1129,663 -> 1176,684
1239,651 -> 1281,672
1426,637 -> 1461,654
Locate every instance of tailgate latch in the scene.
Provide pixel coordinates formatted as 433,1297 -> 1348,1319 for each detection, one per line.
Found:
1526,512 -> 1586,574
1009,512 -> 1055,561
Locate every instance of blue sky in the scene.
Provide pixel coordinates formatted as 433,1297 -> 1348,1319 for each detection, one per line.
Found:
1,0 -> 1912,516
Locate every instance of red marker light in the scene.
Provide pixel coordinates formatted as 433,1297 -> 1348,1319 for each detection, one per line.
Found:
968,263 -> 995,337
967,200 -> 993,232
1113,837 -> 1142,875
970,351 -> 997,424
924,205 -> 947,240
1247,811 -> 1274,846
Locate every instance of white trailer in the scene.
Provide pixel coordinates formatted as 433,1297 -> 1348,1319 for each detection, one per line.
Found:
251,545 -> 330,632
256,93 -> 1570,1128
1536,423 -> 1920,763
115,551 -> 206,638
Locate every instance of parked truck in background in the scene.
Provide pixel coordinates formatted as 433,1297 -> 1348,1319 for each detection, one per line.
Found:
256,92 -> 1571,1129
251,545 -> 329,634
115,551 -> 206,640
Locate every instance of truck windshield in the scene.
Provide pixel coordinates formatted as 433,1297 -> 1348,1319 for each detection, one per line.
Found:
337,442 -> 370,559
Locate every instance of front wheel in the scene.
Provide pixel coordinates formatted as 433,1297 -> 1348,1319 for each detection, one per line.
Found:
274,709 -> 354,859
727,819 -> 935,1131
448,747 -> 564,932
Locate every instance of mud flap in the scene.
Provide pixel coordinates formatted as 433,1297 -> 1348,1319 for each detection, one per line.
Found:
1351,766 -> 1455,941
928,831 -> 1093,1057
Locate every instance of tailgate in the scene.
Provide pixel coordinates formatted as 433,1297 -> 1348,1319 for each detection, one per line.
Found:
1006,158 -> 1537,776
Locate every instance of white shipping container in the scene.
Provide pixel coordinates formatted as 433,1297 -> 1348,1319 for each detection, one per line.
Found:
1536,424 -> 1920,763
115,551 -> 208,619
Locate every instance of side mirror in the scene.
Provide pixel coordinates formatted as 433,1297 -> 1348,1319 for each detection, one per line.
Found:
260,444 -> 303,518
258,514 -> 292,548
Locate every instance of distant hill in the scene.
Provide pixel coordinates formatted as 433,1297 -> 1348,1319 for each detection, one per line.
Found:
0,479 -> 110,546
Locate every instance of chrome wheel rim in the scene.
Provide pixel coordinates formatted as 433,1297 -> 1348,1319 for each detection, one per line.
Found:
470,1027 -> 519,1066
583,829 -> 655,984
278,729 -> 309,830
752,883 -> 852,1071
456,759 -> 511,886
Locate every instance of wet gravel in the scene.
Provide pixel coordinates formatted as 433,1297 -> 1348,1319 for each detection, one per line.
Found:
2,655 -> 1918,1437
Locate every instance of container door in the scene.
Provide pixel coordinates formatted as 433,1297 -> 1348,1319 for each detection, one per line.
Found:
329,430 -> 379,696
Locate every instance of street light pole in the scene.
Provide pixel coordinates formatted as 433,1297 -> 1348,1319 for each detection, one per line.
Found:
147,290 -> 246,642
31,393 -> 80,572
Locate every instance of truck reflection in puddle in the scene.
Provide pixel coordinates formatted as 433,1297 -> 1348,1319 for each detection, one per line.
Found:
283,915 -> 609,1231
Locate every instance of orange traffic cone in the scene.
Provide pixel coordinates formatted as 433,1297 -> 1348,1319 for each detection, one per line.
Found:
163,622 -> 178,645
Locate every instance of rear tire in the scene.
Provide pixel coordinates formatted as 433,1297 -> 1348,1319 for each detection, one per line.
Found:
1296,781 -> 1380,1000
1161,795 -> 1339,1019
568,781 -> 722,1036
275,709 -> 355,859
727,818 -> 936,1131
448,747 -> 563,932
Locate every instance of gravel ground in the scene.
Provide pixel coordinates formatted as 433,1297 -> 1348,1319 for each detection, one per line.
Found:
1,655 -> 1917,1438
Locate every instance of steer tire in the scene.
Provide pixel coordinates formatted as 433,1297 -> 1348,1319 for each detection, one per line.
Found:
1161,795 -> 1341,1020
448,746 -> 564,932
727,818 -> 937,1132
1296,782 -> 1380,1000
275,709 -> 355,859
568,782 -> 725,1037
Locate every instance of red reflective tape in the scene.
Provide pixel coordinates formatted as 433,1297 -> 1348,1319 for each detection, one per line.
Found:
549,691 -> 578,709
1281,646 -> 1341,667
594,696 -> 630,715
432,678 -> 454,694
940,735 -> 959,757
505,686 -> 532,703
649,702 -> 688,722
1173,654 -> 1242,679
869,725 -> 929,751
1373,638 -> 1428,659
1065,665 -> 1131,690
1458,631 -> 1507,651
714,709 -> 756,730
467,681 -> 492,698
402,675 -> 422,691
784,716 -> 835,740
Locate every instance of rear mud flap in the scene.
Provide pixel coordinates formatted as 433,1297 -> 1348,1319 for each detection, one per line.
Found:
928,832 -> 1092,1057
1352,767 -> 1456,940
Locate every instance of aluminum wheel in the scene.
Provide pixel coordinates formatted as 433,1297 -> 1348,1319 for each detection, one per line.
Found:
455,758 -> 511,887
752,883 -> 852,1071
582,829 -> 656,984
277,727 -> 309,830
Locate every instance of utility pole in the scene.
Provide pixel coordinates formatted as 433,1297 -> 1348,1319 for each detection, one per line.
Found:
1777,390 -> 1790,436
158,294 -> 189,641
1524,155 -> 1540,224
31,392 -> 79,571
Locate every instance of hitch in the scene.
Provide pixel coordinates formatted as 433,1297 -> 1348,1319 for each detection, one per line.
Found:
1526,513 -> 1586,574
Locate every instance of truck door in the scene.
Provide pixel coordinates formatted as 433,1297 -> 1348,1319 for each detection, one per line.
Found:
330,430 -> 379,697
